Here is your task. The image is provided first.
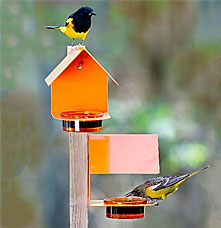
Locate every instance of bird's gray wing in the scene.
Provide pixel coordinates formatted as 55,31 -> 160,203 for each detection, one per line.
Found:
143,177 -> 165,187
152,174 -> 189,191
125,177 -> 164,197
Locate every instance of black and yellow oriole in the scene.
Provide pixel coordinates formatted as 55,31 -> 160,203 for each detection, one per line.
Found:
45,6 -> 96,45
125,165 -> 209,205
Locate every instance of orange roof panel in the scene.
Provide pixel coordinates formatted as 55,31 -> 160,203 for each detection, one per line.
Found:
45,45 -> 119,86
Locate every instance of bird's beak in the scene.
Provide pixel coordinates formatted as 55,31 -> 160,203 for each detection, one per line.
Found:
91,12 -> 97,16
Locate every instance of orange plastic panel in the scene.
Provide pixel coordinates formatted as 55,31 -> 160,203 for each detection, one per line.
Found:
89,134 -> 159,174
51,50 -> 108,120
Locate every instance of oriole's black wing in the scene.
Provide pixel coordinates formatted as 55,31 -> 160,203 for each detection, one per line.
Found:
152,174 -> 189,191
143,176 -> 166,188
68,14 -> 91,33
126,177 -> 166,197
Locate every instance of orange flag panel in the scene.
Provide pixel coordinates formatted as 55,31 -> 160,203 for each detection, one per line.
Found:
89,134 -> 159,174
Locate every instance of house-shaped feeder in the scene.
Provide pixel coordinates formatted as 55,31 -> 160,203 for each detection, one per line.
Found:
45,45 -> 118,132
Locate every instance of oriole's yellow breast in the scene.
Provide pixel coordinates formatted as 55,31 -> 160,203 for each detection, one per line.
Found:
64,27 -> 89,39
61,18 -> 89,40
146,185 -> 177,199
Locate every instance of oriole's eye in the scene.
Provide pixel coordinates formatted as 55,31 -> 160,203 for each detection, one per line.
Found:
65,20 -> 69,26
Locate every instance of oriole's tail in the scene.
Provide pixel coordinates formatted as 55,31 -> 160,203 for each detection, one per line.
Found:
188,165 -> 209,178
177,165 -> 209,187
45,26 -> 61,30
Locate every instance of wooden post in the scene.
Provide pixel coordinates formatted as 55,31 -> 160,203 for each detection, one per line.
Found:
69,132 -> 88,228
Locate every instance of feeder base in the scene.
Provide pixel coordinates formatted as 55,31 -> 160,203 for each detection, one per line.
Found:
104,197 -> 147,219
62,120 -> 102,132
106,206 -> 145,219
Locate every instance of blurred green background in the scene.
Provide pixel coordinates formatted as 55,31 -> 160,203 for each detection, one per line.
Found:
1,0 -> 221,228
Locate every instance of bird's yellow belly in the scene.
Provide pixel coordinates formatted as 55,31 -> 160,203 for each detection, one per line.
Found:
146,185 -> 177,199
63,27 -> 89,40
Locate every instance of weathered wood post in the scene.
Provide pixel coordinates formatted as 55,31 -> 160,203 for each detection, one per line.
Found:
69,132 -> 88,228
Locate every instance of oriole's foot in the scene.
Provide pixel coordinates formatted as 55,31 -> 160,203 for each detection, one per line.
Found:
80,40 -> 85,46
154,201 -> 159,206
147,198 -> 159,206
71,39 -> 75,47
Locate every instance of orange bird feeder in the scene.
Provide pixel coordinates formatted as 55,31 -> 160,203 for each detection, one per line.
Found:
45,45 -> 118,132
104,198 -> 149,219
44,45 -> 160,224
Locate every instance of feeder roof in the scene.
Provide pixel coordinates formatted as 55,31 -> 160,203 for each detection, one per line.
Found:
45,45 -> 119,86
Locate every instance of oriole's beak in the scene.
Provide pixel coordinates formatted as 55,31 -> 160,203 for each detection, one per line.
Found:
91,12 -> 96,16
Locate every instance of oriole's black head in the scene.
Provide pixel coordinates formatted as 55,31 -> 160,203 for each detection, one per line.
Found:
74,6 -> 96,21
67,6 -> 96,33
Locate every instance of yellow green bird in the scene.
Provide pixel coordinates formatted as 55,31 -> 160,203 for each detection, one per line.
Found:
125,165 -> 209,206
45,6 -> 96,46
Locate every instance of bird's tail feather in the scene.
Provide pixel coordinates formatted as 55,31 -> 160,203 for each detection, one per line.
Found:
45,26 -> 61,30
188,165 -> 209,178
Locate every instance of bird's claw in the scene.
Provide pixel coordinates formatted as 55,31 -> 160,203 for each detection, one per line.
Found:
79,39 -> 85,47
146,198 -> 159,206
71,39 -> 75,47
154,201 -> 159,206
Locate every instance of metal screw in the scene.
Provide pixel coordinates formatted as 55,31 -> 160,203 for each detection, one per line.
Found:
77,62 -> 83,70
